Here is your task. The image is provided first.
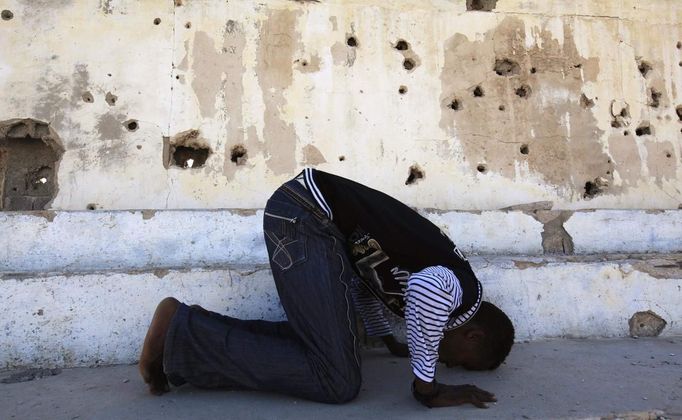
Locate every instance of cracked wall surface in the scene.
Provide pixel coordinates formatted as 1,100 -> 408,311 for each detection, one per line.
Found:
0,0 -> 681,210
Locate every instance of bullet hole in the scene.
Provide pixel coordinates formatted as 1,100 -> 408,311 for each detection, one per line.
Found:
665,151 -> 672,158
230,145 -> 247,165
105,92 -> 117,106
0,119 -> 64,210
164,129 -> 212,169
338,155 -> 345,161
610,101 -> 631,128
623,130 -> 629,136
498,105 -> 505,111
1,9 -> 13,20
649,88 -> 662,108
136,145 -> 142,150
173,146 -> 209,168
403,58 -> 415,71
635,122 -> 652,136
81,92 -> 94,103
473,85 -> 484,97
580,93 -> 595,109
520,144 -> 529,155
583,176 -> 609,199
175,75 -> 180,80
637,59 -> 652,78
530,67 -> 537,74
185,22 -> 192,29
86,203 -> 97,210
466,0 -> 498,11
476,164 -> 487,173
398,85 -> 407,95
679,61 -> 682,67
347,36 -> 358,47
395,40 -> 409,51
494,59 -> 520,76
574,63 -> 582,69
515,84 -> 531,98
124,120 -> 139,132
678,41 -> 682,49
107,73 -> 112,77
584,182 -> 599,198
153,18 -> 161,25
448,99 -> 462,111
675,105 -> 682,121
405,164 -> 424,185
629,311 -> 667,337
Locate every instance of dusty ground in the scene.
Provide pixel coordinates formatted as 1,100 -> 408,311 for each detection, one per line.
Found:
1,338 -> 680,420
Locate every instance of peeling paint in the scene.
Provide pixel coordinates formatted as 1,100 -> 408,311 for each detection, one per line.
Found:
0,1 -> 680,211
501,201 -> 553,212
632,260 -> 682,280
531,210 -> 574,254
32,211 -> 57,222
440,18 -> 609,198
257,9 -> 301,175
141,210 -> 156,220
152,269 -> 169,279
301,144 -> 326,165
513,260 -> 547,269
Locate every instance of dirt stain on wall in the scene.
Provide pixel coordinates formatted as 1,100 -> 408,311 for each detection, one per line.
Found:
256,9 -> 301,176
645,140 -> 676,182
96,113 -> 125,141
440,17 -> 612,199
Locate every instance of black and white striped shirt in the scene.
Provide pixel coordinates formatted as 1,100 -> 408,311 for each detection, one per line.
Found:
404,266 -> 462,381
350,265 -> 462,382
301,168 -> 466,383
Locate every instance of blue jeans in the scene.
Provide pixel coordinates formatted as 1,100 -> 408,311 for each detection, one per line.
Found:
163,177 -> 362,403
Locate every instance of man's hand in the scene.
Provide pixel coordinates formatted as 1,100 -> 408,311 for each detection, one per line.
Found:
381,335 -> 409,357
413,378 -> 496,408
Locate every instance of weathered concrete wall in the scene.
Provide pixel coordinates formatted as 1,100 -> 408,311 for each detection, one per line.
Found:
0,0 -> 681,210
1,0 -> 681,369
1,209 -> 680,368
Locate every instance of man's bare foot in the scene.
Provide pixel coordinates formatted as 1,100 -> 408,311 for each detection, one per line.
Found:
139,297 -> 180,396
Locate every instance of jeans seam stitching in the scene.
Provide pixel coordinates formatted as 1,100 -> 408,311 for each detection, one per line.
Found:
333,236 -> 360,368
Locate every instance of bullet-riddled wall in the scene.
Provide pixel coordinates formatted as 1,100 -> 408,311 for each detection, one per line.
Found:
0,0 -> 681,211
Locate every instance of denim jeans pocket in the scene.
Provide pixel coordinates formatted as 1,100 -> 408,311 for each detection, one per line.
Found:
264,209 -> 308,271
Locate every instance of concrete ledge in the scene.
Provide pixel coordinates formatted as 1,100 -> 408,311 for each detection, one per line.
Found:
1,210 -> 680,273
2,254 -> 680,369
565,210 -> 682,254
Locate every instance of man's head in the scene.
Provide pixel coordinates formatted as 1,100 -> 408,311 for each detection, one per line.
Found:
438,301 -> 514,370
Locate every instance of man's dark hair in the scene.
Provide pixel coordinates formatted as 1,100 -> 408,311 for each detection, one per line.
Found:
471,301 -> 515,370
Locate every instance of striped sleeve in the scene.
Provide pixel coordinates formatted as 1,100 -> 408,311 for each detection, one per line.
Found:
405,266 -> 462,382
350,278 -> 392,337
303,168 -> 333,220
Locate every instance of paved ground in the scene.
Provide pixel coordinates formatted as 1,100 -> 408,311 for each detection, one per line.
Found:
1,338 -> 681,420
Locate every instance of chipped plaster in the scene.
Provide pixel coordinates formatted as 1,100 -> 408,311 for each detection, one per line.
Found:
0,0 -> 679,211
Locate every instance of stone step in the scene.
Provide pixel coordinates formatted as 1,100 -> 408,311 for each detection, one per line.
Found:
1,209 -> 680,273
2,254 -> 680,369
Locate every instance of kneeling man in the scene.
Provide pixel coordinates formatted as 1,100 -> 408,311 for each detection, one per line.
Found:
139,169 -> 514,408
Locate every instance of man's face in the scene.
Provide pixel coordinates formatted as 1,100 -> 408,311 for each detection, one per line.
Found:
438,327 -> 490,370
